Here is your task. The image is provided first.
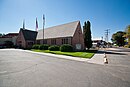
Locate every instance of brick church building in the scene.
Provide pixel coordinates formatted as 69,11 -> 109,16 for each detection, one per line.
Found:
16,21 -> 85,50
16,29 -> 37,48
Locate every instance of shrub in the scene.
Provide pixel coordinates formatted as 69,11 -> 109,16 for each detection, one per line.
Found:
60,44 -> 73,52
48,45 -> 59,51
39,45 -> 44,50
32,44 -> 40,49
4,41 -> 14,48
43,44 -> 49,50
39,44 -> 49,50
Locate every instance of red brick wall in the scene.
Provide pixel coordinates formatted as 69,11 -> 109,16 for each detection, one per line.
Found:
26,41 -> 34,48
47,39 -> 51,45
56,38 -> 62,45
16,30 -> 26,48
37,37 -> 72,46
72,22 -> 85,50
45,37 -> 72,46
17,30 -> 35,48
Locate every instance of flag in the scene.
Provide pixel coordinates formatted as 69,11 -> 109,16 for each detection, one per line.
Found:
36,17 -> 38,31
23,20 -> 25,29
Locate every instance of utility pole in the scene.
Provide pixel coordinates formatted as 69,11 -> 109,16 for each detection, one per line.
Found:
105,29 -> 110,43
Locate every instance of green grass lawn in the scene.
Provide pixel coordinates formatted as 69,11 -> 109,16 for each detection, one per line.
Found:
31,49 -> 97,59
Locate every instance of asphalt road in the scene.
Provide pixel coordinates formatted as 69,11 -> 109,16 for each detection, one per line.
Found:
106,47 -> 130,67
0,48 -> 130,87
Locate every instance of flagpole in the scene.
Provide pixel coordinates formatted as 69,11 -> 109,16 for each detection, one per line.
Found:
43,14 -> 45,44
36,17 -> 38,31
23,19 -> 25,29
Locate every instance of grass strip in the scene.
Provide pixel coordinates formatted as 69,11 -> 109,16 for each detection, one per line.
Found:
31,49 -> 97,59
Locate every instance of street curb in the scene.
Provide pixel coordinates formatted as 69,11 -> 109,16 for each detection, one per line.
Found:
24,50 -> 90,62
25,50 -> 106,65
0,49 -> 105,64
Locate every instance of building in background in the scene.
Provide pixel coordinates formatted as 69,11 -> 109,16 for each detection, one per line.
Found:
0,33 -> 18,48
92,38 -> 107,48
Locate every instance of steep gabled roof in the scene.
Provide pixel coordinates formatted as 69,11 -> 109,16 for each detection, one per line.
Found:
20,28 -> 37,41
36,21 -> 80,39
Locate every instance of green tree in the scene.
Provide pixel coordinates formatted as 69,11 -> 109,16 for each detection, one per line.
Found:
0,33 -> 2,36
83,21 -> 92,50
0,33 -> 5,37
125,25 -> 130,46
111,31 -> 126,46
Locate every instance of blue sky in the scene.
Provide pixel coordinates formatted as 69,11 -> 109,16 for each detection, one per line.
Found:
0,0 -> 130,41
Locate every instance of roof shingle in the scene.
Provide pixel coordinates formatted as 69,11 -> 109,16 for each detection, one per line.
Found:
21,29 -> 37,41
36,21 -> 79,40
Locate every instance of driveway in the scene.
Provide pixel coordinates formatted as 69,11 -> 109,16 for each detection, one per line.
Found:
0,49 -> 130,87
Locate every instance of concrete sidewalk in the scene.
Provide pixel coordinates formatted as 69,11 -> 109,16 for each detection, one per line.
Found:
87,50 -> 105,64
